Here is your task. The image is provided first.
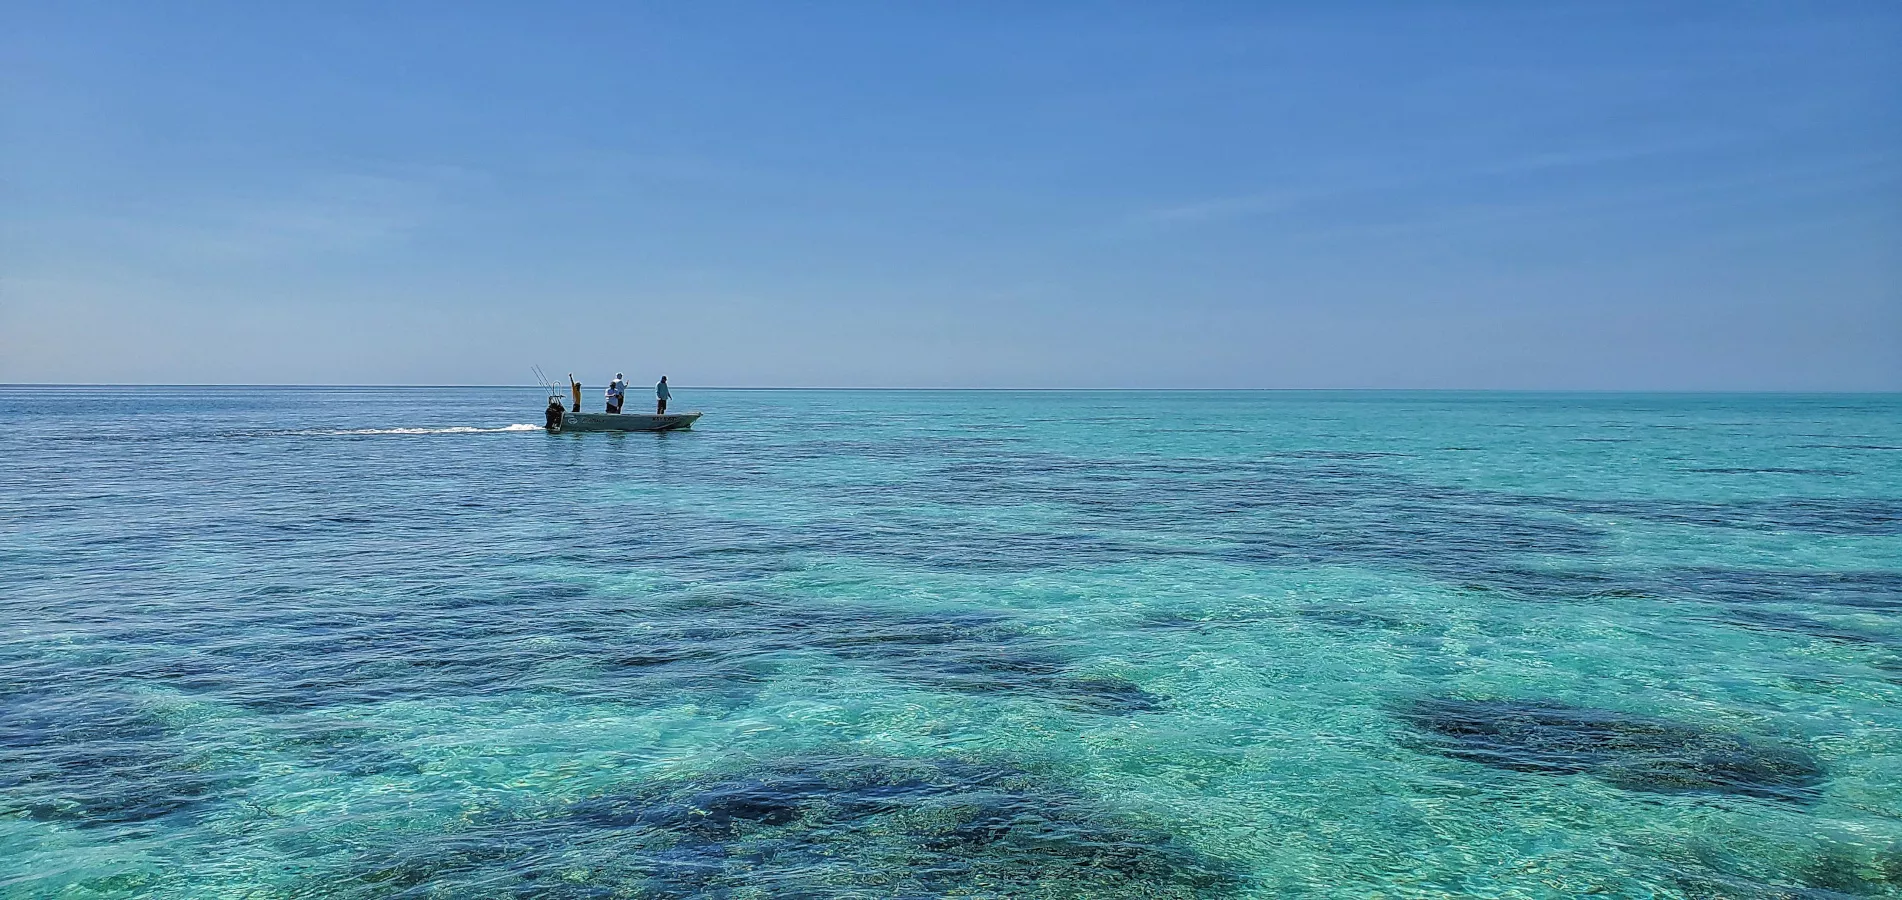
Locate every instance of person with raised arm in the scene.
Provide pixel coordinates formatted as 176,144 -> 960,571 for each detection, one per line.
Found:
605,373 -> 628,414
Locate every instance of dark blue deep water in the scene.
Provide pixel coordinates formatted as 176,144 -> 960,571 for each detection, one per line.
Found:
2,387 -> 1900,898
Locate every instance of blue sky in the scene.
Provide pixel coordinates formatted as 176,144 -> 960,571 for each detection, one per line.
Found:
4,2 -> 1898,388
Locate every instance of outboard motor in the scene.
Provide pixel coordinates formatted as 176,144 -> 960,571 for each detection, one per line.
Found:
544,397 -> 565,432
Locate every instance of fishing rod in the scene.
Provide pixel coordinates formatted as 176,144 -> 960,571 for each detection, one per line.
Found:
533,365 -> 585,414
530,365 -> 562,400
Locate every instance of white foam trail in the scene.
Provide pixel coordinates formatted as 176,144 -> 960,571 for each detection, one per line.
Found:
295,424 -> 543,436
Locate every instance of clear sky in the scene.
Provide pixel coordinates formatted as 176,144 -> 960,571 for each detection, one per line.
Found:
4,2 -> 1898,388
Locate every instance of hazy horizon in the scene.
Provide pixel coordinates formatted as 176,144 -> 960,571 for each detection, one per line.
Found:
5,3 -> 1898,390
7,384 -> 1902,396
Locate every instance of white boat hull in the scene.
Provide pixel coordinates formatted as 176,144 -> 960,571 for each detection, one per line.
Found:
558,411 -> 700,432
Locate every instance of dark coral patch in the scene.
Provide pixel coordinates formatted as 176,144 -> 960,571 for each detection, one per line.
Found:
0,691 -> 250,827
1295,606 -> 1417,631
1396,699 -> 1826,803
1700,609 -> 1896,648
1659,569 -> 1902,613
347,757 -> 1237,898
269,719 -> 420,777
725,604 -> 1164,713
116,592 -> 1161,717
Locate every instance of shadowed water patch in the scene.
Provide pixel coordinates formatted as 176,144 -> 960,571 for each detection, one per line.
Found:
1528,496 -> 1902,536
790,615 -> 1160,711
1697,609 -> 1897,648
116,625 -> 595,713
1682,467 -> 1854,476
1229,497 -> 1604,569
1671,872 -> 1867,899
1658,569 -> 1902,613
1799,444 -> 1902,451
817,520 -> 1200,573
1137,609 -> 1273,632
650,601 -> 1164,713
346,756 -> 1239,898
0,689 -> 251,827
1293,605 -> 1424,632
265,718 -> 421,777
1266,449 -> 1411,460
1426,565 -> 1902,616
1663,838 -> 1902,900
896,453 -> 1610,576
80,589 -> 1159,717
1396,699 -> 1826,803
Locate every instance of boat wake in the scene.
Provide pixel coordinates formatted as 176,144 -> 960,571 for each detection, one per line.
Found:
292,424 -> 543,436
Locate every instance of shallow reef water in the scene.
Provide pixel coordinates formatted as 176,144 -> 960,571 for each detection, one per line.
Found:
352,755 -> 1236,899
1396,698 -> 1827,803
2,387 -> 1900,898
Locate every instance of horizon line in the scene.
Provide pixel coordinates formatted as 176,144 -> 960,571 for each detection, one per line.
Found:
2,383 -> 1899,395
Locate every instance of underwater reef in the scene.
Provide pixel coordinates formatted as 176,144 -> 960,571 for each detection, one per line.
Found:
348,755 -> 1239,898
1396,698 -> 1827,803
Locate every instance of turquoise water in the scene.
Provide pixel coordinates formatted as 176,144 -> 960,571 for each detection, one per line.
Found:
2,387 -> 1900,898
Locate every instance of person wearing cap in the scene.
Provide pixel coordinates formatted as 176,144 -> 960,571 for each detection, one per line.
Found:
605,373 -> 628,414
655,376 -> 671,414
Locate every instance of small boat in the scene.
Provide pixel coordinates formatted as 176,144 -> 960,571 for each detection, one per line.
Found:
557,411 -> 701,433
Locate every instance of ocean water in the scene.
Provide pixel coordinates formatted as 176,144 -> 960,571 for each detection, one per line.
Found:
2,386 -> 1900,899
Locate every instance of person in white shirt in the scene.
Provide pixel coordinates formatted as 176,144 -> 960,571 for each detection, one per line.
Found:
605,373 -> 628,413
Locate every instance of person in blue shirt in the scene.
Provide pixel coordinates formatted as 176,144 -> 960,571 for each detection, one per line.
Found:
655,376 -> 671,414
605,373 -> 627,413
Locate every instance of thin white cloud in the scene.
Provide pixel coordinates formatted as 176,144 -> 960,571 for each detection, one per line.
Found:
1249,151 -> 1902,245
10,166 -> 486,267
163,169 -> 476,261
1134,189 -> 1312,226
1122,134 -> 1746,233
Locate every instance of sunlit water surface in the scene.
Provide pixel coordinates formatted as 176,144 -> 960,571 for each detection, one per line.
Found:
2,387 -> 1900,899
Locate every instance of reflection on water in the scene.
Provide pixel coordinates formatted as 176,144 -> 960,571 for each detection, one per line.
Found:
1,387 -> 1899,897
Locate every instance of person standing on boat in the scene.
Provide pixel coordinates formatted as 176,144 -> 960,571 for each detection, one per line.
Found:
655,376 -> 671,414
569,375 -> 582,413
605,373 -> 628,414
